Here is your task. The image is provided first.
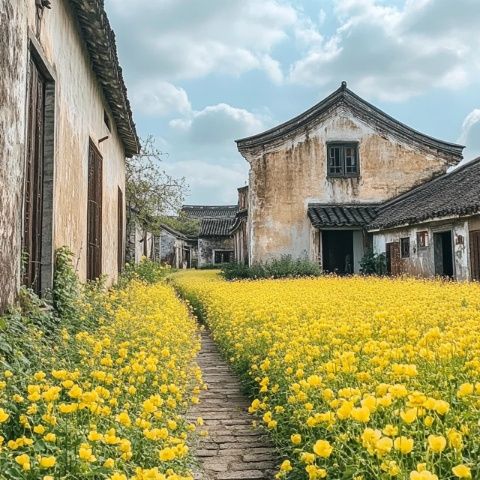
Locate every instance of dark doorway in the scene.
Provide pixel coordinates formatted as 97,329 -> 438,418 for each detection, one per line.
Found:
23,57 -> 46,293
434,231 -> 453,278
214,250 -> 233,264
87,140 -> 103,280
322,230 -> 354,274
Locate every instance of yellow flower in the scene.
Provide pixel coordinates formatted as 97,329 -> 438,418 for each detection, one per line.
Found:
427,434 -> 446,453
452,464 -> 472,478
400,408 -> 417,424
375,437 -> 393,456
103,458 -> 115,469
44,433 -> 56,442
291,434 -> 302,445
280,460 -> 293,472
394,436 -> 414,454
39,456 -> 56,469
15,454 -> 30,471
457,383 -> 474,398
0,408 -> 9,423
159,447 -> 176,461
79,444 -> 96,462
313,439 -> 333,458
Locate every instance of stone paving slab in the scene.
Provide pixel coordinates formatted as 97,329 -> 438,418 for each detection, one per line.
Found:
189,330 -> 278,480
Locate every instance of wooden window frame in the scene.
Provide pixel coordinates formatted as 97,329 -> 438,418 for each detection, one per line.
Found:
327,142 -> 359,178
417,231 -> 429,248
87,140 -> 103,280
400,237 -> 410,258
22,38 -> 56,296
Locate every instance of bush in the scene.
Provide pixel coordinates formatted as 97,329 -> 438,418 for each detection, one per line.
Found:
221,256 -> 322,280
360,249 -> 387,275
118,257 -> 171,286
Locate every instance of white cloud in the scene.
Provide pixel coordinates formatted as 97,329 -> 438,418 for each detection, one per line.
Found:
105,0 -> 297,82
131,81 -> 191,116
459,109 -> 480,161
163,160 -> 248,204
289,0 -> 480,101
169,103 -> 266,145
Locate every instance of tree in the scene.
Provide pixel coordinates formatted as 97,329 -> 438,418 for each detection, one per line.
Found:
126,136 -> 187,232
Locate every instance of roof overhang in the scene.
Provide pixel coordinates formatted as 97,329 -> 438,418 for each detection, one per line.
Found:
308,203 -> 380,228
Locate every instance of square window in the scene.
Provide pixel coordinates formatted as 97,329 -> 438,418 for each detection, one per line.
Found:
400,237 -> 410,258
417,231 -> 429,248
327,143 -> 359,177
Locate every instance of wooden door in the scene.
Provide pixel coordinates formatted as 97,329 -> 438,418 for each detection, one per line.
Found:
23,58 -> 46,293
386,242 -> 401,276
87,141 -> 103,280
470,230 -> 480,280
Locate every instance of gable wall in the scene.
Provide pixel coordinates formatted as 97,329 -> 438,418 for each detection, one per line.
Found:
243,104 -> 454,264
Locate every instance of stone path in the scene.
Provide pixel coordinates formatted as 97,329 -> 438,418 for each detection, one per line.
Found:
188,329 -> 278,480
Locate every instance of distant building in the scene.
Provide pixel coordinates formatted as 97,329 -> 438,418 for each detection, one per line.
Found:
232,81 -> 480,280
0,0 -> 138,309
181,206 -> 237,267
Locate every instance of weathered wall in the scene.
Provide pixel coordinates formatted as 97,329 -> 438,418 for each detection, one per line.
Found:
243,104 -> 455,264
372,219 -> 471,280
0,1 -> 28,309
198,237 -> 234,267
37,1 -> 126,284
0,0 -> 127,309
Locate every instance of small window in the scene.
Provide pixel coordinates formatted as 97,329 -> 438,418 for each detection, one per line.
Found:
417,231 -> 429,248
400,237 -> 410,258
327,143 -> 359,177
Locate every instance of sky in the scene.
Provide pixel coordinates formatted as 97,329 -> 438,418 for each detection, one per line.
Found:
104,0 -> 480,205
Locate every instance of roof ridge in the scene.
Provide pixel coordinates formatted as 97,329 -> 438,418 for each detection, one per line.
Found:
236,82 -> 464,160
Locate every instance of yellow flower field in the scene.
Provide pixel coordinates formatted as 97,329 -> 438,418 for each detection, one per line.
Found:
0,281 -> 202,479
174,271 -> 480,480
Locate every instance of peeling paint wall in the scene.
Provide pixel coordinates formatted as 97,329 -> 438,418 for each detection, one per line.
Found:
0,0 -> 127,309
372,219 -> 471,280
241,105 -> 455,265
198,237 -> 234,267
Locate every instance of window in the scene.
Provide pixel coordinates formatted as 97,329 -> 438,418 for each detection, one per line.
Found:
23,56 -> 47,293
400,237 -> 410,258
87,140 -> 103,280
327,143 -> 359,177
417,231 -> 429,248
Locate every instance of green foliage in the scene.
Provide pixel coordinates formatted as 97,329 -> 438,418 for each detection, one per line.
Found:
158,214 -> 200,236
221,256 -> 322,280
126,136 -> 188,231
119,257 -> 172,286
360,249 -> 387,275
52,247 -> 81,325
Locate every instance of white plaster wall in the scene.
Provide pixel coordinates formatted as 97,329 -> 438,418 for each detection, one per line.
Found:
372,218 -> 471,280
242,104 -> 455,265
35,1 -> 127,284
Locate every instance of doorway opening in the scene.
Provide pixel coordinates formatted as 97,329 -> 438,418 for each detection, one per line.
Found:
322,230 -> 354,274
434,231 -> 453,278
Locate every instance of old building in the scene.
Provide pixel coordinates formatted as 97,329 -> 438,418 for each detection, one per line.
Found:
0,0 -> 138,309
236,81 -> 464,274
369,158 -> 480,281
181,205 -> 237,267
231,186 -> 249,265
155,224 -> 194,269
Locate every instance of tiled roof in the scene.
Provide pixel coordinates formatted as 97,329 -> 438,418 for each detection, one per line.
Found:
159,224 -> 188,240
308,204 -> 379,228
69,0 -> 139,156
369,157 -> 480,230
199,218 -> 235,237
236,82 -> 463,164
182,205 -> 238,219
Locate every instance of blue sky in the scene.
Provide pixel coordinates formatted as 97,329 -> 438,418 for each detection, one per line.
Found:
104,0 -> 480,205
